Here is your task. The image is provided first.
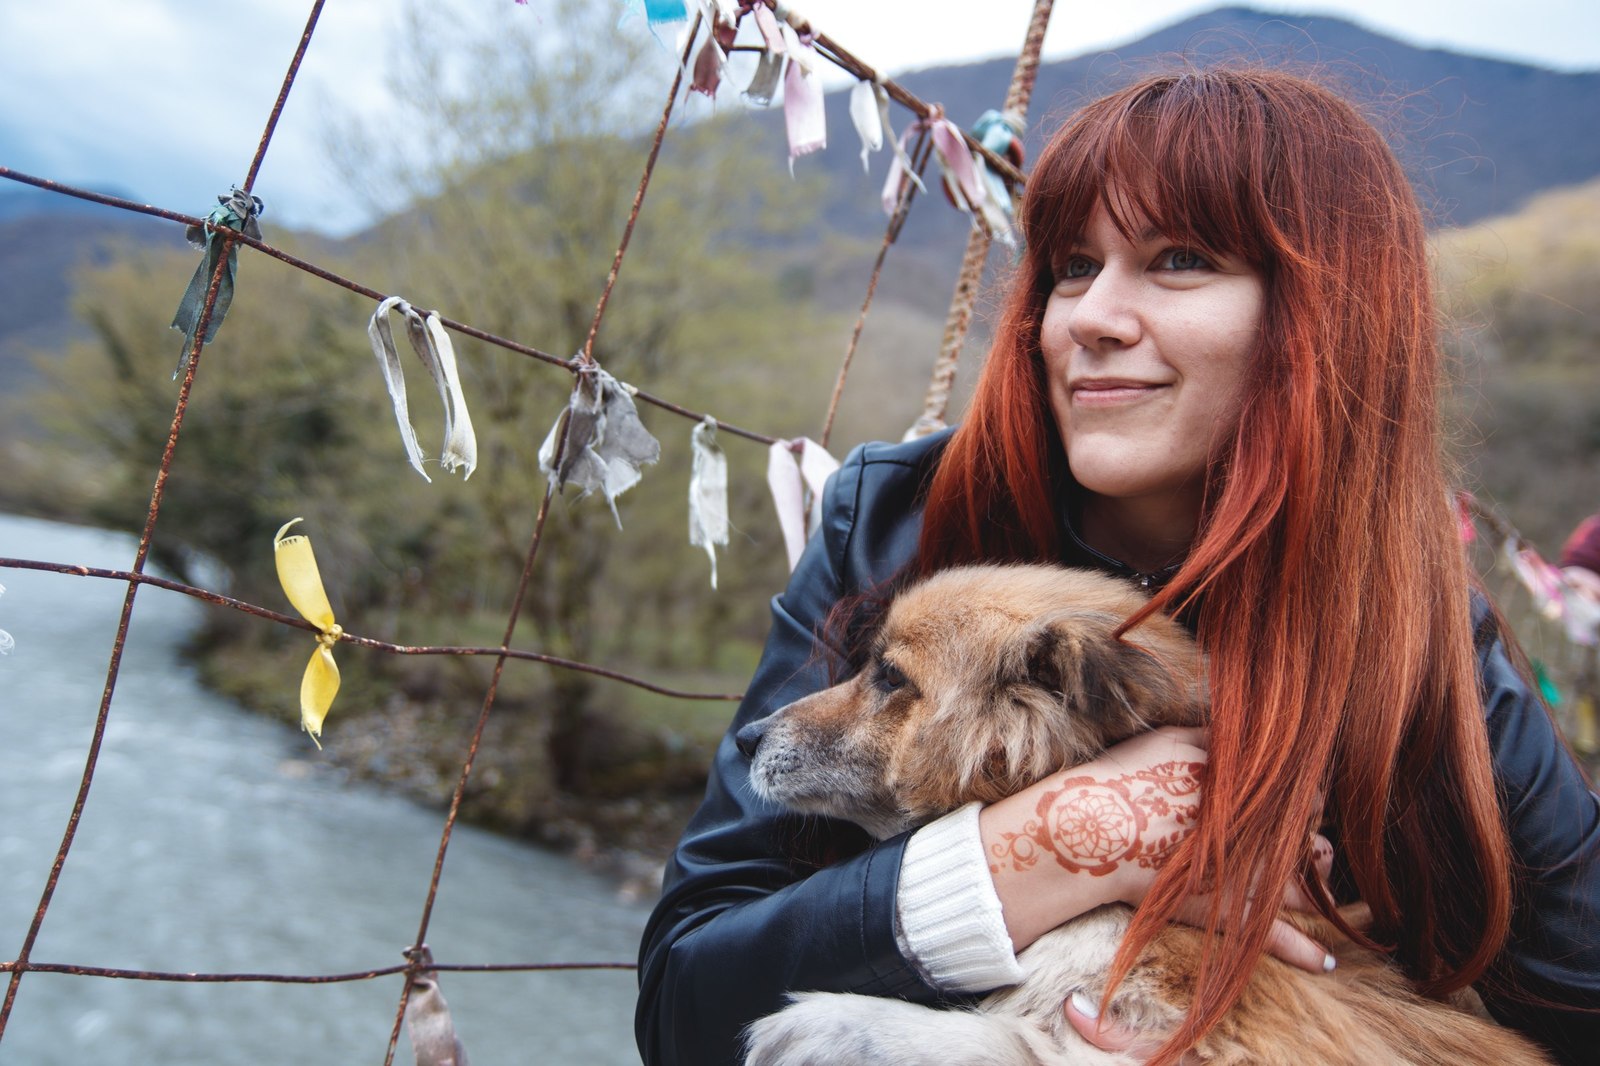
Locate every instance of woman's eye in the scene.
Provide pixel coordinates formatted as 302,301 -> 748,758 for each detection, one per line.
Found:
1054,256 -> 1097,281
1161,248 -> 1210,271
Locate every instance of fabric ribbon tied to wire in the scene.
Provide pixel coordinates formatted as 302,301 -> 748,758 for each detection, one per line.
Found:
766,438 -> 838,571
882,106 -> 1010,243
971,108 -> 1024,248
170,187 -> 263,377
1505,537 -> 1600,647
848,77 -> 896,174
404,946 -> 471,1066
688,2 -> 824,168
367,297 -> 478,482
273,518 -> 342,748
538,365 -> 661,528
689,418 -> 730,588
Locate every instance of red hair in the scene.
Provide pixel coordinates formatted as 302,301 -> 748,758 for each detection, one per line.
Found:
918,68 -> 1512,1063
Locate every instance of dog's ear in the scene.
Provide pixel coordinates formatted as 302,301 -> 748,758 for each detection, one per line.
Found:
1009,609 -> 1203,732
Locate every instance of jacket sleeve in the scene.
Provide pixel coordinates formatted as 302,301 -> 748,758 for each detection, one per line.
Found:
634,443 -> 943,1066
1474,612 -> 1600,1064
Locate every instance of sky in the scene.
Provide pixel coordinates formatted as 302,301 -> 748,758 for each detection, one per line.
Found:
1,0 -> 1596,235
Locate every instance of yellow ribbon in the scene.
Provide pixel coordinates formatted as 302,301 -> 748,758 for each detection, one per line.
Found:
273,518 -> 342,748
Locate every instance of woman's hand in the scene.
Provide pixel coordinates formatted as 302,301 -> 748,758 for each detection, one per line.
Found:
1063,833 -> 1334,1061
980,726 -> 1338,1062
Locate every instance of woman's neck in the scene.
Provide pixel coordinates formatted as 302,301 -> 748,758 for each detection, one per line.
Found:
1078,493 -> 1200,576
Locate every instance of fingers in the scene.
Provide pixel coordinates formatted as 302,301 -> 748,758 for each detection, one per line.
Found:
1283,834 -> 1335,912
1263,915 -> 1337,974
1065,992 -> 1167,1059
1173,892 -> 1335,975
1311,833 -> 1333,885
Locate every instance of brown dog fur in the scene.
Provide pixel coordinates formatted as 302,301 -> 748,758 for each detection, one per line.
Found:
740,563 -> 1552,1066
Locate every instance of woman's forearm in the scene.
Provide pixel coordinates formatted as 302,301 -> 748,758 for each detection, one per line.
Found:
979,727 -> 1208,950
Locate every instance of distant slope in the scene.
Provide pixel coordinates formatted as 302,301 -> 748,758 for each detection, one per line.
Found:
782,5 -> 1600,259
0,202 -> 183,394
3,5 -> 1596,402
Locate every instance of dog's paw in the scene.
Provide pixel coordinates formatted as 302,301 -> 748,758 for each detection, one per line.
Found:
743,991 -> 1051,1066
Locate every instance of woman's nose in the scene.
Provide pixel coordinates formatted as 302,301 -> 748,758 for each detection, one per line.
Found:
1066,271 -> 1141,350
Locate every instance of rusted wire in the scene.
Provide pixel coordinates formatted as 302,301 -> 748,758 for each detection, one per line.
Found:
0,961 -> 634,983
0,167 -> 780,446
0,558 -> 743,701
580,11 -> 703,367
0,0 -> 1051,1053
242,0 -> 326,194
384,415 -> 572,1064
817,131 -> 934,449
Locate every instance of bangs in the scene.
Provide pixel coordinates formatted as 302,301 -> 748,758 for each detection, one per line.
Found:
1022,71 -> 1276,281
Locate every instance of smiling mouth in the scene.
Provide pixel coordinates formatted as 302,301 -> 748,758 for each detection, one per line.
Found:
1070,381 -> 1166,405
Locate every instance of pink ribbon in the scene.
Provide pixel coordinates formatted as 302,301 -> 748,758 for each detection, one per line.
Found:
782,27 -> 826,167
766,438 -> 840,571
691,11 -> 737,97
880,105 -> 986,218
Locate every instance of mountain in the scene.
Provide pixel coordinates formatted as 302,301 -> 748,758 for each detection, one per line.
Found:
775,5 -> 1600,260
0,194 -> 184,395
2,5 -> 1597,396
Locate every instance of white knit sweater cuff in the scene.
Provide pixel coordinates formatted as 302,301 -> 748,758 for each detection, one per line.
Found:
895,801 -> 1025,993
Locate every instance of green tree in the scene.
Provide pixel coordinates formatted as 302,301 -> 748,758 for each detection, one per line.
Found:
13,0 -> 841,829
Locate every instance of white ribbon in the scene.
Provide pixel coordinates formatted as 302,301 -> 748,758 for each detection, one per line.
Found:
766,438 -> 839,571
1504,539 -> 1600,646
849,79 -> 883,172
689,418 -> 730,589
367,297 -> 478,482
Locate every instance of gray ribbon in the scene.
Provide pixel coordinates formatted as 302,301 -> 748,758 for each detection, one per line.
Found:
538,365 -> 661,528
404,946 -> 471,1066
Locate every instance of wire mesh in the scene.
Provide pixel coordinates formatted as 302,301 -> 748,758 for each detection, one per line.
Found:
0,0 -> 1039,1059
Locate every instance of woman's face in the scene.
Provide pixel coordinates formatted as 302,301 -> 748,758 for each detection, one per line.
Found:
1040,198 -> 1264,521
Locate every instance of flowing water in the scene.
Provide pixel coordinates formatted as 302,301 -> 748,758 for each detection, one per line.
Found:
0,513 -> 649,1065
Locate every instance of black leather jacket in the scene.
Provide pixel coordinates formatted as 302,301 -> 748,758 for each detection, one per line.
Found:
636,430 -> 1600,1066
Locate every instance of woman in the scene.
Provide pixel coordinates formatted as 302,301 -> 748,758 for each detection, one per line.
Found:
635,68 -> 1600,1066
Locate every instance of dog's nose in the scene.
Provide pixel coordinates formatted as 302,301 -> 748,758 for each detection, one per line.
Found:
735,717 -> 769,759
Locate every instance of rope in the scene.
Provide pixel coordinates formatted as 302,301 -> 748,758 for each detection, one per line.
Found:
905,0 -> 1054,440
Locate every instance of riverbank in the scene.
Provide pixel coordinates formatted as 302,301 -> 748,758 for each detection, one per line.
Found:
193,627 -> 731,901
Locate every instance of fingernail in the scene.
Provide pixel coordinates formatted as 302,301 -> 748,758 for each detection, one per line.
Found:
1069,990 -> 1100,1020
1322,953 -> 1337,973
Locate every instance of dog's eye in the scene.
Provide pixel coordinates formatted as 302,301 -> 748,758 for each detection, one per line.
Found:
873,659 -> 908,693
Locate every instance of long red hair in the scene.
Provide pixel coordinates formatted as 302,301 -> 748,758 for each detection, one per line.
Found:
918,68 -> 1512,1062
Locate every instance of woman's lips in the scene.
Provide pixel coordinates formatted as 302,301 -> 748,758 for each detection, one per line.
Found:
1069,380 -> 1166,406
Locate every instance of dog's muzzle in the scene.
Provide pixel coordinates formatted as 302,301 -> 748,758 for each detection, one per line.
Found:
735,715 -> 770,759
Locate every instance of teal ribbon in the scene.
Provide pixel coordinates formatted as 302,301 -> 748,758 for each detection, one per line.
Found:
170,188 -> 264,378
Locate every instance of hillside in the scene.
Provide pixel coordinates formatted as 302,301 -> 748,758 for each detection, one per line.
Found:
2,5 -> 1596,410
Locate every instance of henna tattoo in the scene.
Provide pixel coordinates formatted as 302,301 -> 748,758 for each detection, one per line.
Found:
989,760 -> 1203,877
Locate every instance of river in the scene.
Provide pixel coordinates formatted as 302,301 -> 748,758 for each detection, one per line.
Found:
0,514 -> 649,1065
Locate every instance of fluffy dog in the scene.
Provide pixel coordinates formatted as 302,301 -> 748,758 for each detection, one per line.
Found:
737,563 -> 1551,1066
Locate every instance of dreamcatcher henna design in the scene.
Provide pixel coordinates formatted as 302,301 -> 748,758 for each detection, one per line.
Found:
990,760 -> 1203,877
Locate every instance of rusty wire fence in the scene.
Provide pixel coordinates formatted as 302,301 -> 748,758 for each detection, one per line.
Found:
0,2 -> 1052,1061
